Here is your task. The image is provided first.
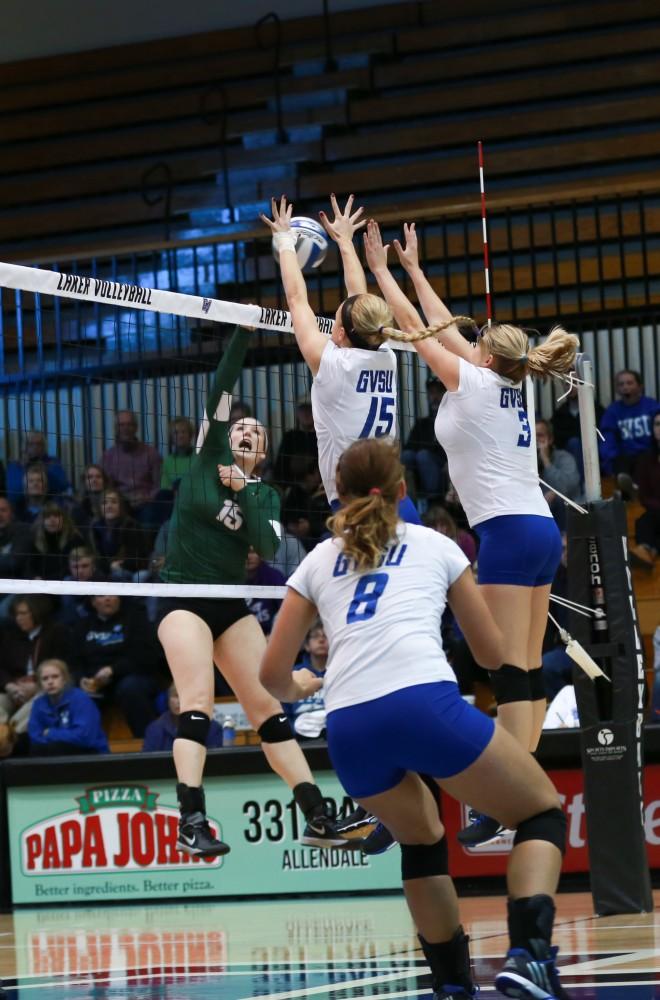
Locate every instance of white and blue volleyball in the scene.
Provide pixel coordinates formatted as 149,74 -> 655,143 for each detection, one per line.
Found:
273,216 -> 328,270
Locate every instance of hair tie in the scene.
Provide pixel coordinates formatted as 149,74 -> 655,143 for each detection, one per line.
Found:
369,487 -> 382,496
519,354 -> 528,363
377,325 -> 384,334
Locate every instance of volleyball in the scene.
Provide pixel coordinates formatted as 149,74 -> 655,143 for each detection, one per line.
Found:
273,216 -> 328,270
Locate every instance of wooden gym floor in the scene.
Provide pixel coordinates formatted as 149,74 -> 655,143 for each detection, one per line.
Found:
0,889 -> 658,998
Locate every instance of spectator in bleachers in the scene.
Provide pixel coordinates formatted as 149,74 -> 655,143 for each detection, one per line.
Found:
536,418 -> 581,530
71,463 -> 110,529
90,488 -> 151,579
160,417 -> 194,490
70,594 -> 160,737
14,463 -> 54,524
0,496 -> 32,580
268,529 -> 307,578
28,658 -> 109,756
422,504 -> 477,565
551,384 -> 603,481
629,409 -> 660,569
599,369 -> 659,476
101,410 -> 161,521
401,375 -> 448,504
0,595 -> 70,746
142,682 -> 223,752
280,460 -> 331,551
245,546 -> 286,636
273,399 -> 318,485
283,620 -> 328,740
28,503 -> 84,580
59,546 -> 107,624
6,430 -> 70,506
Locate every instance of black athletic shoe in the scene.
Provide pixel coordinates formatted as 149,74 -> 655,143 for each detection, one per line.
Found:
336,805 -> 379,842
177,811 -> 231,857
457,810 -> 504,846
360,821 -> 396,855
495,946 -> 571,999
301,813 -> 356,848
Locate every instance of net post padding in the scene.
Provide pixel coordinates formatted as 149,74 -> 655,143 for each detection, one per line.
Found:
567,498 -> 652,915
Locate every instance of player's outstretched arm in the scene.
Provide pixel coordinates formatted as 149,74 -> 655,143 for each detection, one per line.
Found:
261,196 -> 327,376
260,589 -> 322,702
394,222 -> 475,364
364,220 -> 461,391
319,193 -> 367,298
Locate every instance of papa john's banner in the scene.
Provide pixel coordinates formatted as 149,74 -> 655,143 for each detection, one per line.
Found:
7,773 -> 400,904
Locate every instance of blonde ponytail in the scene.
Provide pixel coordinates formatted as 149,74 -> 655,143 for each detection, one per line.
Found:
527,326 -> 580,380
482,322 -> 579,383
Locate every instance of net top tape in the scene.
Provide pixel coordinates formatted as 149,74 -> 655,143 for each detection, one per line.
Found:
0,578 -> 288,599
0,260 -> 414,350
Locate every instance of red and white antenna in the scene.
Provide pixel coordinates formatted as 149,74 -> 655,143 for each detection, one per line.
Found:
477,140 -> 492,327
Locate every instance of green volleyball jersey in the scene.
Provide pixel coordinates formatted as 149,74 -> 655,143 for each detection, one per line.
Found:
161,327 -> 281,585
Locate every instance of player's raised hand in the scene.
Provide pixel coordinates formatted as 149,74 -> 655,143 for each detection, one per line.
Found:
218,464 -> 247,492
363,219 -> 390,274
260,195 -> 293,234
291,667 -> 324,699
319,193 -> 366,244
393,222 -> 420,273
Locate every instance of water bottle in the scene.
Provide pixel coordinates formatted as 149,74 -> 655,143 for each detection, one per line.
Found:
222,715 -> 236,747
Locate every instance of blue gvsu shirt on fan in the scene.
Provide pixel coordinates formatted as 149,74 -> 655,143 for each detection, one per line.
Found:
311,341 -> 397,505
287,523 -> 469,713
28,687 -> 109,753
599,396 -> 659,474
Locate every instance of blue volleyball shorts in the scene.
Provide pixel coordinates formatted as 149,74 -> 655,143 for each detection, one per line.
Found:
475,513 -> 562,587
326,681 -> 495,798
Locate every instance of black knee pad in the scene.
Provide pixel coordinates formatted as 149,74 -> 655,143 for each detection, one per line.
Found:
401,837 -> 448,881
514,807 -> 567,855
258,713 -> 294,743
489,664 -> 531,705
528,666 -> 546,701
176,710 -> 211,746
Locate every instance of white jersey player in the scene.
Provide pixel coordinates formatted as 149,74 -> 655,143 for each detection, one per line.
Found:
260,437 -> 574,1000
365,218 -> 578,846
261,194 -> 429,522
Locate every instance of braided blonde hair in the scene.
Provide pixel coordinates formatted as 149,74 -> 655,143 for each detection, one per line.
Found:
328,438 -> 403,572
481,323 -> 579,383
345,294 -> 472,347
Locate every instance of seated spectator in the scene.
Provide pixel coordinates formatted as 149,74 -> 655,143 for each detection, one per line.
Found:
599,369 -> 659,476
59,546 -> 107,624
160,417 -> 194,491
273,399 -> 318,486
142,682 -> 223,752
70,595 -> 160,737
551,384 -> 603,482
101,410 -> 161,522
268,530 -> 307,579
0,496 -> 32,579
90,489 -> 151,579
28,503 -> 84,580
283,620 -> 328,740
536,418 -> 581,530
14,463 -> 54,524
245,547 -> 286,635
542,685 -> 579,730
629,409 -> 660,569
280,461 -> 331,551
6,429 -> 70,505
71,463 -> 110,529
0,595 -> 70,747
422,504 -> 477,565
28,658 -> 109,756
401,375 -> 448,504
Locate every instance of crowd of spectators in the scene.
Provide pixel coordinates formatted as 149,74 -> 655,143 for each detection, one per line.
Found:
0,366 -> 657,756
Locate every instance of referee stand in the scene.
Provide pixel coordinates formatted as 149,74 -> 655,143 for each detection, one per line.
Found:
566,356 -> 653,915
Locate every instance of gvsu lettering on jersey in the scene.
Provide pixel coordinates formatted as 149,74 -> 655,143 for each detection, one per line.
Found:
500,387 -> 524,408
333,542 -> 408,577
356,370 -> 394,393
618,415 -> 652,440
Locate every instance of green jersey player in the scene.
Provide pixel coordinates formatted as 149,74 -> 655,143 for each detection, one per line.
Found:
156,326 -> 347,857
